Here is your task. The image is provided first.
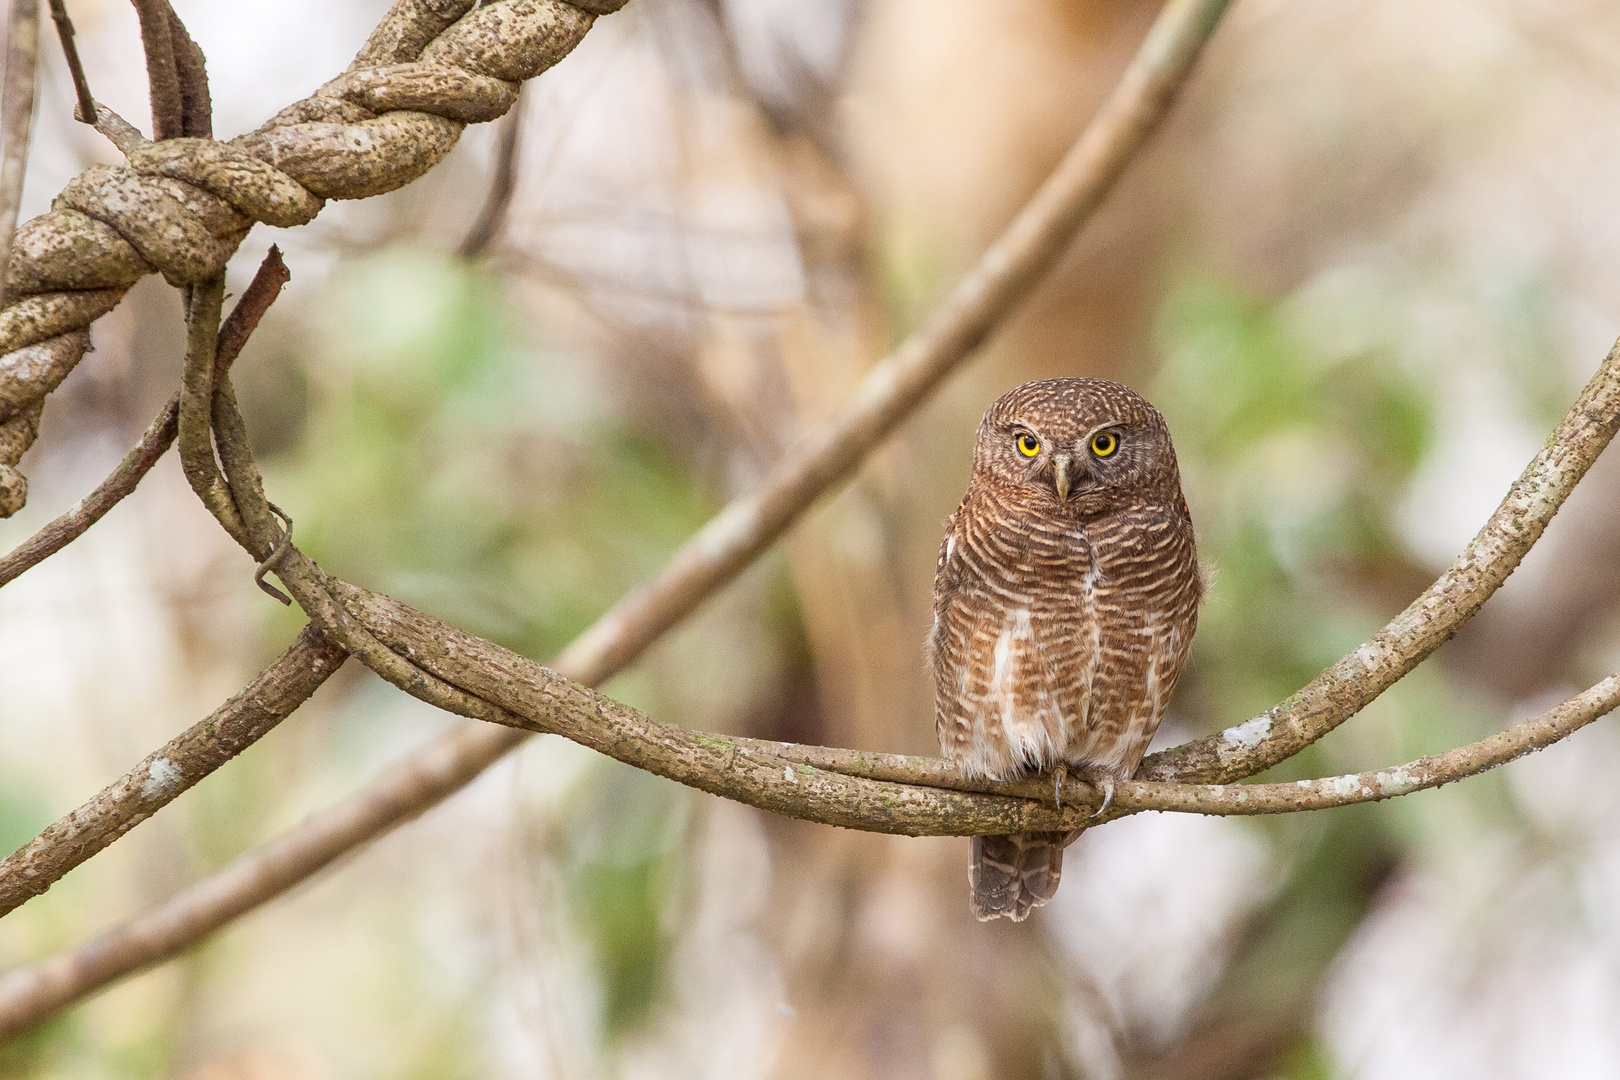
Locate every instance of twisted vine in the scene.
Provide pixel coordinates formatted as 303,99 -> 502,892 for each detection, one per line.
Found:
0,0 -> 625,516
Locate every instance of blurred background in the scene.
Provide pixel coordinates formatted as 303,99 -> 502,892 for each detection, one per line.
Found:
3,0 -> 1620,1076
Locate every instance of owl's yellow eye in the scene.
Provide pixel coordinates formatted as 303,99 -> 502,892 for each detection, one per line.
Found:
1016,433 -> 1041,458
1090,431 -> 1119,458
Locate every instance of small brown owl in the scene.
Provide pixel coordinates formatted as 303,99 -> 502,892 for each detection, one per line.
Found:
929,377 -> 1202,921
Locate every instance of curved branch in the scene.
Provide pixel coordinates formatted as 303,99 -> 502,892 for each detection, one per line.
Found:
748,677 -> 1620,815
325,583 -> 1620,821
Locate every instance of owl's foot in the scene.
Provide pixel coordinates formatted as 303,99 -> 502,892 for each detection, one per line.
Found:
1068,764 -> 1115,818
1051,762 -> 1068,808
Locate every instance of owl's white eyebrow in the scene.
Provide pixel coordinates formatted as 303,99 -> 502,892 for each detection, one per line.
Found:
1079,419 -> 1125,442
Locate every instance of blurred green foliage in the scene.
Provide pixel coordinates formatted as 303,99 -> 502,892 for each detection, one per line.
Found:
548,764 -> 690,1042
1145,276 -> 1473,1077
1153,275 -> 1436,744
266,250 -> 712,662
258,251 -> 708,1052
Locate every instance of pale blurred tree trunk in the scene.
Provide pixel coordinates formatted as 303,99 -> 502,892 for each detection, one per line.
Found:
677,1 -> 1171,1075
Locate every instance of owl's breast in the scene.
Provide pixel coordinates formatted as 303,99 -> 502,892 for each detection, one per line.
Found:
931,492 -> 1200,780
930,500 -> 1098,778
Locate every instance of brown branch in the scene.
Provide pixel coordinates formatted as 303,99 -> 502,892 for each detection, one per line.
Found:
175,275 -> 249,546
0,624 -> 346,918
325,584 -> 1620,821
129,0 -> 183,140
0,0 -> 1238,1030
45,0 -> 93,125
0,246 -> 288,590
744,677 -> 1620,815
0,0 -> 39,307
213,247 -> 288,382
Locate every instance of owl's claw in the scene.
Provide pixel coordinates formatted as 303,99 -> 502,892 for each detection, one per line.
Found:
1051,762 -> 1068,809
1090,774 -> 1116,819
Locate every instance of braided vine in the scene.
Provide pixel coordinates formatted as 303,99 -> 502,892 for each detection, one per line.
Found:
0,0 -> 625,516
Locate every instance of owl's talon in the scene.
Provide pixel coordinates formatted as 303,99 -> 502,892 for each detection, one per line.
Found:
1090,774 -> 1115,819
1052,762 -> 1068,809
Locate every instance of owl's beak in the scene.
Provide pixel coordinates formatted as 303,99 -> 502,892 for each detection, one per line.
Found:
1054,454 -> 1073,502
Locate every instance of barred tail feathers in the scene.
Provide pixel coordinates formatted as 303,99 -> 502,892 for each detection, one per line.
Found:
969,830 -> 1069,921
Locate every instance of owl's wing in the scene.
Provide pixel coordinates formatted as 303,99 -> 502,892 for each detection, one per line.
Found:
930,510 -> 996,767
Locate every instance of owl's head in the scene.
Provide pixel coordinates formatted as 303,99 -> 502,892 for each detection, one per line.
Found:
972,378 -> 1185,514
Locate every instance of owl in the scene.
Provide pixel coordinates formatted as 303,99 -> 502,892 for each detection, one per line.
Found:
929,377 -> 1202,921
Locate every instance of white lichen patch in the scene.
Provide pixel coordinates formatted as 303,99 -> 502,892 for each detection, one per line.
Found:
1375,767 -> 1417,796
1330,774 -> 1361,797
142,757 -> 183,801
1222,716 -> 1272,749
783,765 -> 795,783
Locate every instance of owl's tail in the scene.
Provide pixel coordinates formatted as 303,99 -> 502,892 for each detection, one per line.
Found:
969,831 -> 1069,921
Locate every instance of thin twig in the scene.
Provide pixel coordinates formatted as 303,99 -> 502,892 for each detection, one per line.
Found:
458,85 -> 525,258
0,247 -> 288,590
0,625 -> 346,918
128,0 -> 182,140
91,102 -> 147,154
0,0 -> 39,307
740,676 -> 1620,815
0,399 -> 175,587
45,0 -> 93,125
213,246 -> 288,383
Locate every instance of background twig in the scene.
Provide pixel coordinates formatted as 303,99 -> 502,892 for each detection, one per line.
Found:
0,624 -> 346,918
45,0 -> 93,125
458,84 -> 524,258
0,399 -> 175,587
